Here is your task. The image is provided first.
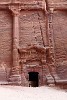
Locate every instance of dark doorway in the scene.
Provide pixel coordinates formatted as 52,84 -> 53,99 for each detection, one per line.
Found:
28,72 -> 39,87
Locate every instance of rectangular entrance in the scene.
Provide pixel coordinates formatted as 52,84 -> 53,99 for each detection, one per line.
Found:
28,72 -> 39,87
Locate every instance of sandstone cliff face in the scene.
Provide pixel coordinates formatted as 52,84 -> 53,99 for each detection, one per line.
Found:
0,11 -> 12,66
53,10 -> 67,79
0,10 -> 12,82
0,0 -> 66,85
19,10 -> 46,47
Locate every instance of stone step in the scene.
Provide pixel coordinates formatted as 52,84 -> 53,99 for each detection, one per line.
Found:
0,81 -> 8,85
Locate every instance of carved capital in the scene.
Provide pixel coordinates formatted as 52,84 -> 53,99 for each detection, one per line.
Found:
9,4 -> 21,16
42,0 -> 46,11
50,8 -> 54,14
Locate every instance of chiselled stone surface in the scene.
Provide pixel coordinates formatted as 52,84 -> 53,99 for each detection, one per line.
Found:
0,10 -> 12,68
0,10 -> 12,82
19,10 -> 46,47
53,11 -> 67,79
53,11 -> 67,62
0,0 -> 66,86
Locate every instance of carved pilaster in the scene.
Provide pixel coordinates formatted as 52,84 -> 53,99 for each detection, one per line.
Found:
48,8 -> 55,63
41,1 -> 49,46
49,8 -> 54,37
45,10 -> 49,46
48,8 -> 59,82
9,5 -> 21,84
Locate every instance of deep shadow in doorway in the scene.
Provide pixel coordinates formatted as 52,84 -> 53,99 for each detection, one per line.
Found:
28,72 -> 39,87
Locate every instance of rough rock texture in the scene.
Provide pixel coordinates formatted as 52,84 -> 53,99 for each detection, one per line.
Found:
0,11 -> 12,65
0,0 -> 66,86
19,10 -> 46,47
0,11 -> 12,82
53,10 -> 67,79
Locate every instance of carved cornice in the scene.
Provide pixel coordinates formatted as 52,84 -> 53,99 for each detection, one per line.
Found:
0,4 -> 8,9
20,3 -> 43,10
50,8 -> 54,13
18,45 -> 50,54
18,45 -> 53,64
0,2 -> 67,11
18,45 -> 48,64
8,4 -> 21,16
0,1 -> 46,11
49,3 -> 67,10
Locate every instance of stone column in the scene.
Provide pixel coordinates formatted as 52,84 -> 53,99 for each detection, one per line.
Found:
42,0 -> 48,46
45,10 -> 49,46
9,5 -> 21,84
41,2 -> 54,85
48,8 -> 55,62
48,8 -> 59,83
12,10 -> 19,74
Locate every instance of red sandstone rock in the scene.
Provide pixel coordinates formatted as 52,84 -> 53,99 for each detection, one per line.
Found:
0,0 -> 66,87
